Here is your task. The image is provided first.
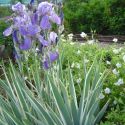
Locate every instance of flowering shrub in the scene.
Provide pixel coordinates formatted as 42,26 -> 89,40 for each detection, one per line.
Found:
59,37 -> 125,123
3,1 -> 61,69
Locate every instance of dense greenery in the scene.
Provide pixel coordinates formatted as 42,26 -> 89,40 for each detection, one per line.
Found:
59,39 -> 125,124
64,0 -> 125,35
0,35 -> 125,123
0,51 -> 108,125
0,6 -> 12,46
0,20 -> 13,59
0,6 -> 12,18
100,107 -> 125,125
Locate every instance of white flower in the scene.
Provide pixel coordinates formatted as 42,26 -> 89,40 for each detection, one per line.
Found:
114,78 -> 124,86
76,63 -> 80,69
68,33 -> 73,41
80,32 -> 87,38
35,48 -> 39,52
76,50 -> 81,55
116,63 -> 122,68
71,62 -> 75,68
117,78 -> 124,85
104,87 -> 111,94
88,40 -> 94,44
24,76 -> 28,80
123,55 -> 125,62
106,61 -> 111,65
76,78 -> 82,84
84,59 -> 89,63
113,49 -> 119,54
112,68 -> 119,75
113,38 -> 118,43
99,93 -> 105,99
100,72 -> 103,76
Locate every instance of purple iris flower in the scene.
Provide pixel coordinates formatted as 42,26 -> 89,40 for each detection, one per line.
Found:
19,24 -> 41,36
31,13 -> 38,25
3,1 -> 60,70
40,15 -> 51,30
38,2 -> 53,15
14,14 -> 30,27
20,37 -> 32,50
49,11 -> 61,25
27,24 -> 41,36
49,51 -> 59,63
12,30 -> 19,43
3,27 -> 13,36
19,26 -> 28,36
43,51 -> 59,69
49,32 -> 58,43
38,35 -> 49,46
43,59 -> 50,69
12,2 -> 26,12
14,17 -> 22,26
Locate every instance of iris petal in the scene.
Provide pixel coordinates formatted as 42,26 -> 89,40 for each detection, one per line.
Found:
27,24 -> 41,36
20,37 -> 32,50
40,15 -> 51,30
31,13 -> 38,25
12,2 -> 26,12
3,27 -> 13,36
43,59 -> 49,69
38,35 -> 49,46
49,51 -> 59,62
19,26 -> 28,36
12,30 -> 19,43
49,12 -> 61,25
38,2 -> 52,15
49,32 -> 57,43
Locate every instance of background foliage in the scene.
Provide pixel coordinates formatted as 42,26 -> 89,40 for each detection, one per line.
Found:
0,20 -> 13,59
0,6 -> 12,18
64,0 -> 125,35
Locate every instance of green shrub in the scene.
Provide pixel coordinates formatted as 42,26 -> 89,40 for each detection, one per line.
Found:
100,107 -> 125,125
59,39 -> 125,111
64,0 -> 125,35
0,20 -> 12,45
108,0 -> 125,35
0,6 -> 12,18
0,20 -> 13,58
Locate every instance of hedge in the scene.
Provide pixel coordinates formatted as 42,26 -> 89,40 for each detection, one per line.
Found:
64,0 -> 125,35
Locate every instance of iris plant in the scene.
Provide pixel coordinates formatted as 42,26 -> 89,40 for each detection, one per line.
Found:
3,1 -> 61,69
